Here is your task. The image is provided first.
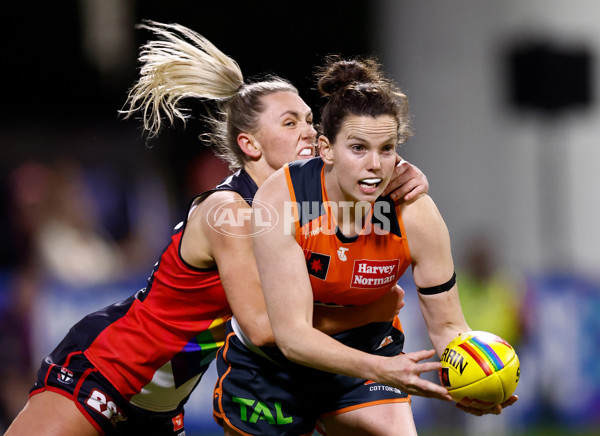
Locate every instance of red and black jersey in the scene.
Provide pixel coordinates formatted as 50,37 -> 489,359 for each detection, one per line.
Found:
69,168 -> 258,412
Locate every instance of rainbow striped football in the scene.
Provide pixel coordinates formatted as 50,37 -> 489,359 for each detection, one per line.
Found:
439,331 -> 520,409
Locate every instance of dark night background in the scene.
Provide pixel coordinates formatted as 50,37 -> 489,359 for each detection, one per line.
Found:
0,3 -> 376,431
0,0 -> 374,268
0,1 -> 374,131
3,3 -> 600,435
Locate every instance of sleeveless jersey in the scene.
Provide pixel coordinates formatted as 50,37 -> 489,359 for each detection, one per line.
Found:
70,168 -> 258,412
284,158 -> 412,307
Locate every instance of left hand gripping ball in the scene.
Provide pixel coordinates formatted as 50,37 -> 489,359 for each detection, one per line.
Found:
439,331 -> 520,409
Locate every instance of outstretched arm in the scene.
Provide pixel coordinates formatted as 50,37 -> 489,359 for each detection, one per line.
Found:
401,194 -> 517,415
400,194 -> 469,355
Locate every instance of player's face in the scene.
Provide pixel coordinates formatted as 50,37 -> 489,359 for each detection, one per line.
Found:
322,114 -> 398,203
253,91 -> 317,173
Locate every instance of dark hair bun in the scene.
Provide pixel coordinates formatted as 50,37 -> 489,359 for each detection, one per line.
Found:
317,56 -> 383,96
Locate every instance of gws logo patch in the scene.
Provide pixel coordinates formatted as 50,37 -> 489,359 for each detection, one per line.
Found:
375,335 -> 394,350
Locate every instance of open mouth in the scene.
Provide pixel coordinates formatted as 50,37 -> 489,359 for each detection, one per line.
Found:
358,178 -> 382,188
358,178 -> 383,195
298,147 -> 314,157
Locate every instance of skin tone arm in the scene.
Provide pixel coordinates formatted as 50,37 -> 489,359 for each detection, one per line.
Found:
253,169 -> 452,401
313,284 -> 405,332
400,194 -> 469,355
182,190 -> 404,347
401,194 -> 518,415
183,190 -> 272,345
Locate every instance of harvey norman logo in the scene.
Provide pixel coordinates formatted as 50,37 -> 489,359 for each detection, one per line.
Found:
351,259 -> 399,288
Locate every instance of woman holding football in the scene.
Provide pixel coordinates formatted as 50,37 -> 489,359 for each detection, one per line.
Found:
214,55 -> 518,436
5,21 -> 430,436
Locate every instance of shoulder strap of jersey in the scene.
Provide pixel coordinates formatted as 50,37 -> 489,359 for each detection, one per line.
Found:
372,196 -> 403,238
190,168 -> 259,209
284,158 -> 325,228
213,168 -> 259,205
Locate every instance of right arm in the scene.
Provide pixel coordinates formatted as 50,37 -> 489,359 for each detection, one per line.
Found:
400,194 -> 470,356
182,191 -> 275,346
182,190 -> 402,346
401,194 -> 518,414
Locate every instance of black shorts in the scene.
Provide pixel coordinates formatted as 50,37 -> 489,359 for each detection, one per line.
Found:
30,333 -> 187,436
213,320 -> 409,435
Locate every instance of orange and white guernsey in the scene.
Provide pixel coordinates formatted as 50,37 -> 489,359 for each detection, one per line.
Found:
284,157 -> 412,308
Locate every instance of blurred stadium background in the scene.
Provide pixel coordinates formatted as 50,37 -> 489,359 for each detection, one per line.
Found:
1,1 -> 599,435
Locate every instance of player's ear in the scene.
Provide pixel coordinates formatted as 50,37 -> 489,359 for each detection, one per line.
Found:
238,133 -> 262,158
319,136 -> 334,164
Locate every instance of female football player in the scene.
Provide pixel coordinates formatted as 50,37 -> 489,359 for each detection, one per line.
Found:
215,55 -> 518,435
5,22 -> 430,436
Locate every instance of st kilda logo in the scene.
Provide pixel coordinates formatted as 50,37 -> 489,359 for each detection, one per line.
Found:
58,367 -> 74,384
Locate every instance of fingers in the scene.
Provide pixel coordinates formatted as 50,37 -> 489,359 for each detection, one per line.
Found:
401,180 -> 426,201
403,366 -> 451,401
456,403 -> 490,416
405,349 -> 437,362
391,285 -> 406,310
383,160 -> 429,201
396,154 -> 408,168
382,161 -> 410,198
386,350 -> 453,402
408,379 -> 452,401
455,395 -> 519,416
391,284 -> 406,299
415,361 -> 442,375
456,403 -> 501,416
501,395 -> 519,408
405,351 -> 442,378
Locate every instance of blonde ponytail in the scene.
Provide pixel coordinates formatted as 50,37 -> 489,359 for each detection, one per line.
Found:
121,20 -> 243,137
122,20 -> 298,170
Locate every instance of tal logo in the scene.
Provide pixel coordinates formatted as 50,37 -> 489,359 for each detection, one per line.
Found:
233,397 -> 293,425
